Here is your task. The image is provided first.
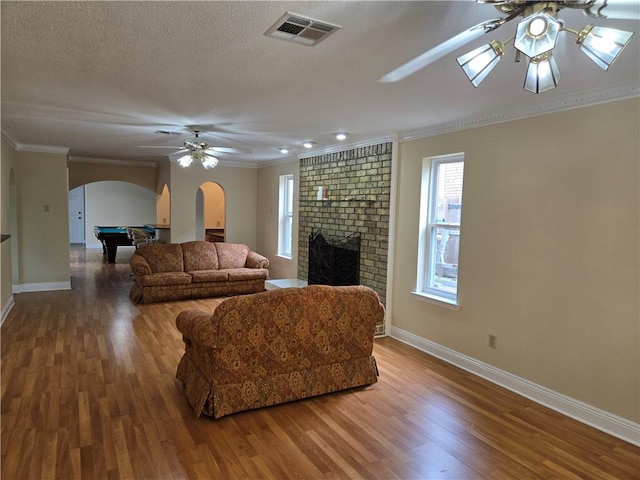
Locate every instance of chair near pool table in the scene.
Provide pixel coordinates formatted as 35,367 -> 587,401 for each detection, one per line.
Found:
127,227 -> 158,249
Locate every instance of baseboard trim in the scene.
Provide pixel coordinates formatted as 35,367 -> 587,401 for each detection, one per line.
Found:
14,281 -> 71,293
389,326 -> 640,447
1,295 -> 15,326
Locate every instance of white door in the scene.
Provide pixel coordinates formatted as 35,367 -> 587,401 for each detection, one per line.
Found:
69,186 -> 85,244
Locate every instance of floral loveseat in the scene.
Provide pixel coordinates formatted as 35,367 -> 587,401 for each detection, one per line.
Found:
129,241 -> 269,304
175,284 -> 384,418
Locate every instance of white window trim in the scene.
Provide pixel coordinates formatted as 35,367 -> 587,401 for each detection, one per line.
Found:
277,174 -> 294,259
416,152 -> 464,307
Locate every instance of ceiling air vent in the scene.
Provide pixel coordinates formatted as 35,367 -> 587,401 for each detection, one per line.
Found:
265,12 -> 341,46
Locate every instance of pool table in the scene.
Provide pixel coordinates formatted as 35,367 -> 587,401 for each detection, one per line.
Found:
94,225 -> 156,263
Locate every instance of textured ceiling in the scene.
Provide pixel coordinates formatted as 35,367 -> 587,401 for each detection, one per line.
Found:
2,1 -> 639,167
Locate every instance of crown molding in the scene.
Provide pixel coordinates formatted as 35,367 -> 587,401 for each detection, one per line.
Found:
297,133 -> 398,159
400,82 -> 639,142
1,128 -> 19,149
216,159 -> 259,169
68,156 -> 157,168
15,143 -> 70,154
257,156 -> 300,169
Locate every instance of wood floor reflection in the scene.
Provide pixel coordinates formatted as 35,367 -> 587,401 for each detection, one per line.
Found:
1,246 -> 638,479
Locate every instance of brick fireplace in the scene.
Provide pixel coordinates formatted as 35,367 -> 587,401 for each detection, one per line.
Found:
298,142 -> 392,308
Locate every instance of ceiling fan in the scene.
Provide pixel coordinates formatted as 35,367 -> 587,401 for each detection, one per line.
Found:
379,0 -> 638,93
140,127 -> 251,169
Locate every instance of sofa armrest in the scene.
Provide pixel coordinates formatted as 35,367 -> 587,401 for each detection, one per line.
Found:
176,310 -> 218,349
130,253 -> 152,276
246,251 -> 269,269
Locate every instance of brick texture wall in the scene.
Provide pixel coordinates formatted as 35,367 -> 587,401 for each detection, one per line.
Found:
298,142 -> 392,308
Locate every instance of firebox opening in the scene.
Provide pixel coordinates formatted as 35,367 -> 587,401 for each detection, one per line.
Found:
308,228 -> 360,286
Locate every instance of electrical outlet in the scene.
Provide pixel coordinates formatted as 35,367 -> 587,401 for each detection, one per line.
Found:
488,334 -> 497,349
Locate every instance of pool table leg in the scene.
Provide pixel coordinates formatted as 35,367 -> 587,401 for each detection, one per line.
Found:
105,242 -> 118,263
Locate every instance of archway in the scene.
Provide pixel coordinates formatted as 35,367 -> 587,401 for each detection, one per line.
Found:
68,180 -> 156,247
196,182 -> 225,242
157,184 -> 170,226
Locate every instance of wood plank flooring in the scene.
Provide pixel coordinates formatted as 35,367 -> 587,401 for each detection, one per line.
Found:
1,245 -> 639,479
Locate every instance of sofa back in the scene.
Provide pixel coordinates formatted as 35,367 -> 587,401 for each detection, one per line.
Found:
215,242 -> 249,269
182,241 -> 219,271
136,243 -> 184,273
210,285 -> 384,383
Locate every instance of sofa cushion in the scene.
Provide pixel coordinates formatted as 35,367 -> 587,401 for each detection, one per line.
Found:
139,272 -> 192,287
189,270 -> 229,283
182,241 -> 219,271
215,243 -> 249,269
137,243 -> 185,273
226,268 -> 269,281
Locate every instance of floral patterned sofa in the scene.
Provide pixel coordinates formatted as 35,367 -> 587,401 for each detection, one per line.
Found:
129,241 -> 269,304
175,284 -> 384,418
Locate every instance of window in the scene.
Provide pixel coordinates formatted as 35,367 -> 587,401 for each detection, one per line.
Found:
278,174 -> 294,258
416,153 -> 464,305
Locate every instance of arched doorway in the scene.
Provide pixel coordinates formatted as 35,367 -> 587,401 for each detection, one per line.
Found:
68,181 -> 156,247
196,182 -> 225,242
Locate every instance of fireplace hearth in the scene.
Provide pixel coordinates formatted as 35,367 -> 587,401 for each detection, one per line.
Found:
308,229 -> 360,286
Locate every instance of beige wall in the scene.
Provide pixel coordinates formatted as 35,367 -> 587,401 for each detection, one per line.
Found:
169,163 -> 258,248
11,150 -> 71,287
200,182 -> 225,229
68,160 -> 157,191
157,184 -> 170,225
84,181 -> 157,246
390,98 -> 639,422
256,161 -> 299,279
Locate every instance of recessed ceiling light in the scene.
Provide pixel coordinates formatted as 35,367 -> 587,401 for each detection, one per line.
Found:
303,141 -> 314,148
336,133 -> 347,141
279,147 -> 289,154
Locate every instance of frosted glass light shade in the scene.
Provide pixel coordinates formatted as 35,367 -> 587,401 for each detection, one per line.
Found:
201,155 -> 219,170
514,12 -> 561,58
457,40 -> 504,87
524,53 -> 561,93
578,25 -> 634,70
177,154 -> 193,168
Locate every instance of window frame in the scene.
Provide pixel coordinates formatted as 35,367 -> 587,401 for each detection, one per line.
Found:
277,174 -> 294,259
415,153 -> 465,307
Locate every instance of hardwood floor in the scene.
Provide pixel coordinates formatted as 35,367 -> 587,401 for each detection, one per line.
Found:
2,246 -> 639,479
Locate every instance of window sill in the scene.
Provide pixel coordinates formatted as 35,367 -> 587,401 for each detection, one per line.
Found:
411,291 -> 460,311
275,254 -> 292,261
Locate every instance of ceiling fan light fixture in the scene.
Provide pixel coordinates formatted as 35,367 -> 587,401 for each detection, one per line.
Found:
523,52 -> 561,93
514,11 -> 561,58
201,155 -> 219,170
177,154 -> 193,168
576,25 -> 634,70
457,40 -> 504,87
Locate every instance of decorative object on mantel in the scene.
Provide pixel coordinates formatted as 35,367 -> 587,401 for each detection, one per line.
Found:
316,186 -> 329,200
379,0 -> 637,94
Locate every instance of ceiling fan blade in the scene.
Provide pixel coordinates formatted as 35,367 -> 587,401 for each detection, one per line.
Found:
205,146 -> 252,154
378,16 -> 514,83
583,0 -> 640,19
138,145 -> 182,149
